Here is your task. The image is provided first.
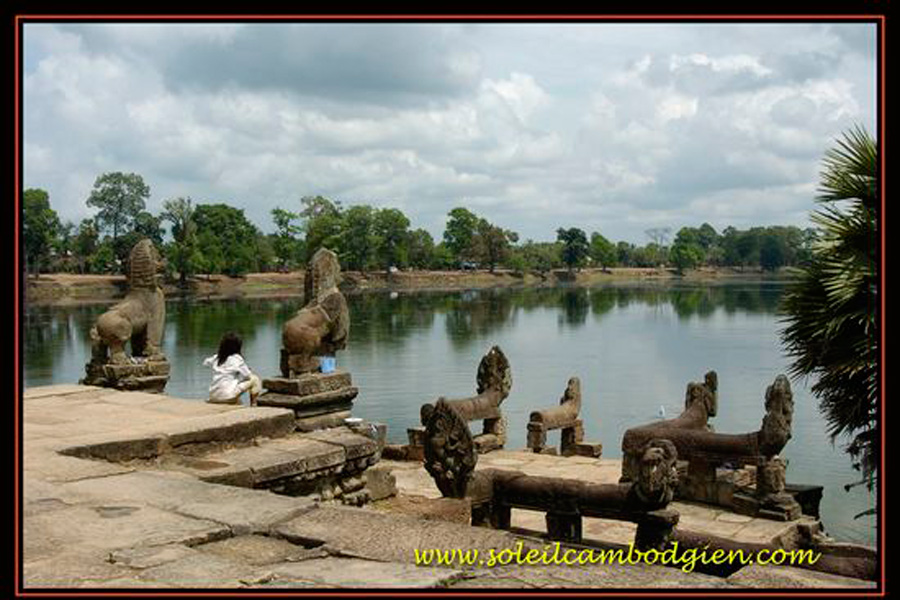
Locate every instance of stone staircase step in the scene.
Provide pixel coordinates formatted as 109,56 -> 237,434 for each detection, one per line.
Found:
58,407 -> 297,462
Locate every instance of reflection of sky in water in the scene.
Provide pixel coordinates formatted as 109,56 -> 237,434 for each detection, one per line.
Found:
23,283 -> 876,546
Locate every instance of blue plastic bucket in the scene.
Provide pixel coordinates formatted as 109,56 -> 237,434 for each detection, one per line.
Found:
320,356 -> 336,373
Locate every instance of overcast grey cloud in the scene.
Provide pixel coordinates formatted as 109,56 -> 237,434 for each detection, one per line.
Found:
22,21 -> 877,244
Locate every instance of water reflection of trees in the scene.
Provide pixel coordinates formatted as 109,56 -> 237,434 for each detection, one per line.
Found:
589,284 -> 781,321
26,284 -> 784,381
348,292 -> 437,347
444,289 -> 517,349
24,304 -> 100,374
168,298 -> 280,350
559,288 -> 589,327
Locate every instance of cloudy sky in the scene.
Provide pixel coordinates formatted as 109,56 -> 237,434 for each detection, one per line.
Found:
22,20 -> 877,244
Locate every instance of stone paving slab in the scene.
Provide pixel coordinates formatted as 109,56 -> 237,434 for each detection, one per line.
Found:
23,384 -> 106,400
449,562 -> 733,589
135,550 -> 275,588
163,407 -> 296,448
274,505 -> 545,564
189,438 -> 346,486
109,543 -> 199,569
24,504 -> 230,561
727,564 -> 876,588
24,450 -> 136,483
197,534 -> 330,566
51,406 -> 296,461
265,557 -> 464,588
303,427 -> 378,461
57,470 -> 316,535
23,549 -> 141,588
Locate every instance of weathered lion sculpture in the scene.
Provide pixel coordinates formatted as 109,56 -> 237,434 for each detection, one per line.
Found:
89,239 -> 166,365
281,247 -> 349,377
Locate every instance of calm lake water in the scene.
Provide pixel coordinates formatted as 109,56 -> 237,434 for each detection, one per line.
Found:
23,281 -> 876,546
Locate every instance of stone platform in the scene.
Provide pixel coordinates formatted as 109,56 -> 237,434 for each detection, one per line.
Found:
21,385 -> 876,590
259,371 -> 358,431
80,358 -> 170,393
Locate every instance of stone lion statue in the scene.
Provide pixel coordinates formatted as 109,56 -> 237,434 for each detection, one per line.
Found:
281,247 -> 350,377
89,239 -> 166,365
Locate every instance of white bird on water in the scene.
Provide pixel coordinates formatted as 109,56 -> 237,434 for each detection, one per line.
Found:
657,405 -> 666,419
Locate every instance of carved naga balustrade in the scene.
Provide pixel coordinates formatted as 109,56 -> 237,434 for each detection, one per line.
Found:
621,373 -> 810,521
526,377 -> 602,457
422,399 -> 680,551
407,345 -> 512,457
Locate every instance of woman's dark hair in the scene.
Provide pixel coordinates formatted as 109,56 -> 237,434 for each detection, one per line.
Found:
216,331 -> 243,366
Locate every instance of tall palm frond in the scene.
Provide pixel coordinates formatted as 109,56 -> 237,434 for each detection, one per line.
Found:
779,126 -> 879,497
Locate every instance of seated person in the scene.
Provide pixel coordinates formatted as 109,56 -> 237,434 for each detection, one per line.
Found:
203,331 -> 261,405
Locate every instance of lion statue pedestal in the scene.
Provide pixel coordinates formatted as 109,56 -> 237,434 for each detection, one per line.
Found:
80,238 -> 170,393
258,248 -> 358,431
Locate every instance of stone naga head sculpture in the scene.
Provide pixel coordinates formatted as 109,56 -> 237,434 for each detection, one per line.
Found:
630,438 -> 679,509
89,239 -> 166,365
758,374 -> 794,456
422,398 -> 478,498
475,345 -> 513,400
684,370 -> 718,418
281,247 -> 350,377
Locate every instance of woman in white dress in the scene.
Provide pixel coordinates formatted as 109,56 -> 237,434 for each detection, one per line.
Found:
203,331 -> 262,405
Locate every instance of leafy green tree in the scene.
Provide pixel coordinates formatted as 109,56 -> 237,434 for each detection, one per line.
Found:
616,241 -> 636,267
506,251 -> 527,276
85,172 -> 150,244
697,222 -> 719,250
193,204 -> 261,276
556,227 -> 590,272
443,207 -> 481,266
90,240 -> 116,274
721,226 -> 741,266
162,197 -> 199,286
736,228 -> 762,269
521,240 -> 562,273
430,242 -> 455,270
670,227 -> 705,273
134,211 -> 164,246
255,233 -> 277,272
473,219 -> 517,272
780,127 -> 878,512
73,218 -> 99,274
22,188 -> 60,277
407,228 -> 435,270
300,196 -> 343,260
670,239 -> 704,273
53,221 -> 76,272
373,207 -> 410,270
338,205 -> 376,271
196,230 -> 224,279
759,229 -> 788,271
589,232 -> 616,270
271,207 -> 302,271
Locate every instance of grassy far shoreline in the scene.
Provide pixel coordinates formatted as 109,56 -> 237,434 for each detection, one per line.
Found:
24,266 -> 797,305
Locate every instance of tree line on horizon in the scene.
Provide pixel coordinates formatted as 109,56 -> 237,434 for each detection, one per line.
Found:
23,174 -> 818,281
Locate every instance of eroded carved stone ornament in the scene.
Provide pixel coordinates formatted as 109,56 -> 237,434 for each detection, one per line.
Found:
422,398 -> 477,498
758,374 -> 794,456
281,248 -> 350,377
629,438 -> 680,509
81,239 -> 169,392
